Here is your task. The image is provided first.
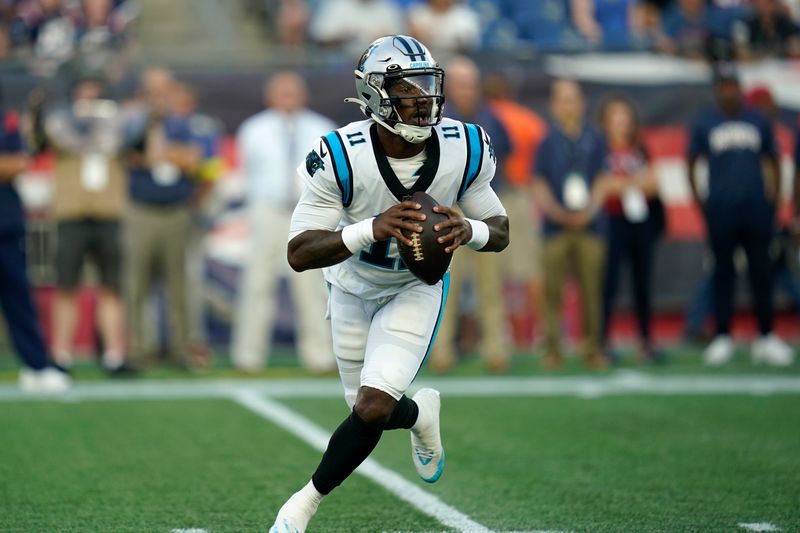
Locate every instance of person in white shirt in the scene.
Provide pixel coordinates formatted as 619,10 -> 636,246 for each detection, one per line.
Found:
231,71 -> 337,373
408,0 -> 481,56
309,0 -> 405,55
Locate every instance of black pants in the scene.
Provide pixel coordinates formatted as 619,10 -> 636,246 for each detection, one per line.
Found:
707,212 -> 773,336
0,229 -> 49,370
602,215 -> 655,346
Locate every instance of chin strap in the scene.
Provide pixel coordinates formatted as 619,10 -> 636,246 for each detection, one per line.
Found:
344,97 -> 431,144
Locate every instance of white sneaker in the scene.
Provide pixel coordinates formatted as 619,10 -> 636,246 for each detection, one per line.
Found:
269,482 -> 321,533
752,334 -> 795,367
704,335 -> 735,366
18,367 -> 71,393
410,388 -> 444,483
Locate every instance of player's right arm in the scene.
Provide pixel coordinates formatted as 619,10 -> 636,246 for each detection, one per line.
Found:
287,140 -> 424,272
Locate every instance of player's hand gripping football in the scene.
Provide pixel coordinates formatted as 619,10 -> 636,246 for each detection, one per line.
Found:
432,205 -> 472,253
373,200 -> 426,247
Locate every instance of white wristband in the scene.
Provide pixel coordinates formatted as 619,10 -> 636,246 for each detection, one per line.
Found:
341,217 -> 376,254
465,218 -> 490,250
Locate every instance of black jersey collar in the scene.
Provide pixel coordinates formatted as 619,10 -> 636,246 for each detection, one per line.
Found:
369,123 -> 441,202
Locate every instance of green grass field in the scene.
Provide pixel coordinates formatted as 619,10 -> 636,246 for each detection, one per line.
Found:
1,349 -> 799,532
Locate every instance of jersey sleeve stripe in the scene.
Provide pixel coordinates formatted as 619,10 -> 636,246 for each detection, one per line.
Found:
458,123 -> 483,200
324,131 -> 354,207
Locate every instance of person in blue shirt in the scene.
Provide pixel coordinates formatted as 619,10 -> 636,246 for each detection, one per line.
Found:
687,65 -> 793,367
0,102 -> 70,392
123,68 -> 220,368
533,78 -> 609,371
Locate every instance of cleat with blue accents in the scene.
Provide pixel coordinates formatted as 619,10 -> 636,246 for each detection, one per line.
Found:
268,484 -> 320,533
410,388 -> 444,483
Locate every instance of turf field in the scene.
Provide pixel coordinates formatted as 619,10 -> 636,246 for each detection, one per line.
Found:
1,351 -> 799,533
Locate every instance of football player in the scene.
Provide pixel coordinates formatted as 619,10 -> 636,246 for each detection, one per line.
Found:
270,35 -> 509,532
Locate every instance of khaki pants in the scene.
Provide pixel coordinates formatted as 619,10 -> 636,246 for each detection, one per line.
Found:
500,188 -> 542,282
231,204 -> 335,372
125,203 -> 191,361
542,230 -> 605,358
430,248 -> 508,364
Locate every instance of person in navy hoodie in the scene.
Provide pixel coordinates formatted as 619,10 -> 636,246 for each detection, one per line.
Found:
0,93 -> 70,392
687,64 -> 794,367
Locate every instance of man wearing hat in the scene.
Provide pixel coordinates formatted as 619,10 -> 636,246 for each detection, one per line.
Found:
687,64 -> 794,366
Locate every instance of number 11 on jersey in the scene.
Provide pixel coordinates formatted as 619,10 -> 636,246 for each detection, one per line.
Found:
359,239 -> 408,271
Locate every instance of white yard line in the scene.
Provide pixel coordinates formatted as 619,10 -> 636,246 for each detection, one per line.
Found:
233,390 -> 504,533
1,373 -> 800,402
170,529 -> 208,533
739,523 -> 781,532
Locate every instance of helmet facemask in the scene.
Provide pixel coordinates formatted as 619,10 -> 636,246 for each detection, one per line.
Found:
359,68 -> 445,143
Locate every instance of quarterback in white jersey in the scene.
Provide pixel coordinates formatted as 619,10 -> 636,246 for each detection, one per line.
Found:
270,35 -> 508,533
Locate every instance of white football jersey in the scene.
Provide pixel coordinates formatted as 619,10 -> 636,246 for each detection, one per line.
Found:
289,117 -> 506,300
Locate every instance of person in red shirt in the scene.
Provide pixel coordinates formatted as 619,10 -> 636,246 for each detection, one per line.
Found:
598,94 -> 663,363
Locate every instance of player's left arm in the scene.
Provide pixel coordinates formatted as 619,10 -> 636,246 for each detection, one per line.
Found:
437,127 -> 509,253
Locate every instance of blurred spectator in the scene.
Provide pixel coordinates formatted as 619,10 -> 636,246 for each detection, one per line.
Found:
231,72 -> 336,373
276,0 -> 310,48
637,0 -> 674,52
40,77 -> 132,374
661,0 -> 732,59
0,98 -> 70,392
686,85 -> 800,339
122,68 -> 217,369
429,56 -> 511,374
309,0 -> 404,55
533,79 -> 608,371
483,71 -> 547,350
687,65 -> 793,366
407,0 -> 480,56
73,0 -> 137,80
168,81 -> 223,367
10,0 -> 78,69
733,0 -> 800,60
496,0 -> 578,50
598,94 -> 663,363
570,0 -> 645,49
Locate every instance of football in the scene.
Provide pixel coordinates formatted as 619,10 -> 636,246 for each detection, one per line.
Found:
397,191 -> 453,285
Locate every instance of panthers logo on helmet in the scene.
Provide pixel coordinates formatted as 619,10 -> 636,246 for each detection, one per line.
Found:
305,149 -> 325,177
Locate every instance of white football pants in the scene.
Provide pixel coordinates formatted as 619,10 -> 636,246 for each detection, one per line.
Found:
329,274 -> 449,408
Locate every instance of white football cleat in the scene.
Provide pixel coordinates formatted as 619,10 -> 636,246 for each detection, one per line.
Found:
410,388 -> 444,483
269,482 -> 321,533
18,367 -> 71,394
752,334 -> 794,367
704,335 -> 735,366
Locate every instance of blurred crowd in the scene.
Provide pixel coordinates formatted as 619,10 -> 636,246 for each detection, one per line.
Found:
252,0 -> 800,59
3,58 -> 798,393
0,0 -> 137,78
3,67 -> 225,391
